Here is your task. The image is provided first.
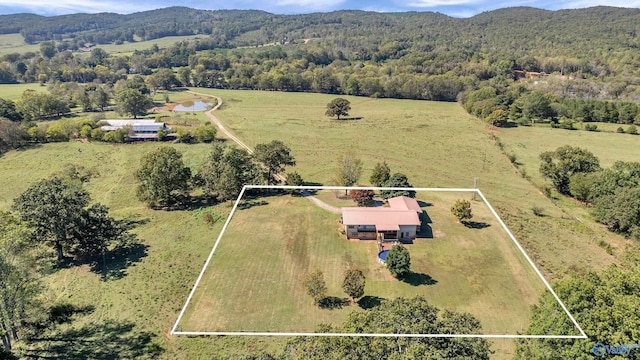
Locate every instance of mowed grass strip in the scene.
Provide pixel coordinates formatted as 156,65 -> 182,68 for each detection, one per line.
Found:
180,191 -> 556,335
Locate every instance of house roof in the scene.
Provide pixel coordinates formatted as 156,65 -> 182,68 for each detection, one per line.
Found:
102,119 -> 159,127
341,207 -> 420,228
387,196 -> 422,212
100,120 -> 168,133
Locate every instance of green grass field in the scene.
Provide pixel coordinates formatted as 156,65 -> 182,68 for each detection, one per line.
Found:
0,33 -> 40,55
0,88 -> 634,358
179,190 -> 553,336
92,35 -> 205,55
0,83 -> 48,100
191,88 -> 630,279
0,33 -> 203,56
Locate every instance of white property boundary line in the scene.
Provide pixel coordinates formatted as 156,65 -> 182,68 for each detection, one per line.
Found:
170,185 -> 587,339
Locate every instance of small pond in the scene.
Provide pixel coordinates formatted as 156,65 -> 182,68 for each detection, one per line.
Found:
173,100 -> 213,112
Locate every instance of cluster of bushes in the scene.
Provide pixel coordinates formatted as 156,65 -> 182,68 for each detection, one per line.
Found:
171,124 -> 217,143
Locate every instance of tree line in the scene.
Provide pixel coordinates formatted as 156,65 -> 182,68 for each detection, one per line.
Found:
539,145 -> 640,240
1,7 -> 639,106
463,83 -> 640,129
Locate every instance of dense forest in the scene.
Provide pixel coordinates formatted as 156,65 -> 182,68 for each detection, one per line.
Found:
0,7 -> 639,107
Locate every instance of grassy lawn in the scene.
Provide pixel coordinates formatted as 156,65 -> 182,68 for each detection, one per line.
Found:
179,191 -> 553,335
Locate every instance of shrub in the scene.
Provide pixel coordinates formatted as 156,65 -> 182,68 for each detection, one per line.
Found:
193,124 -> 217,143
176,128 -> 191,143
90,128 -> 105,141
286,171 -> 304,187
617,127 -> 625,133
45,124 -> 70,142
584,123 -> 598,131
80,124 -> 93,139
349,188 -> 375,206
27,126 -> 45,142
451,199 -> 472,222
531,206 -> 545,217
103,129 -> 126,143
627,125 -> 638,135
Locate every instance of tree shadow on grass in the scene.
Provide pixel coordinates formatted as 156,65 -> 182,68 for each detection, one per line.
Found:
237,199 -> 269,210
402,272 -> 437,286
358,296 -> 385,310
294,182 -> 324,196
319,296 -> 350,310
90,242 -> 150,281
24,319 -> 163,359
463,221 -> 491,229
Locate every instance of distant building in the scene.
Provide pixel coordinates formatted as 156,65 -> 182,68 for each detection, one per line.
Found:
341,196 -> 422,242
100,119 -> 171,140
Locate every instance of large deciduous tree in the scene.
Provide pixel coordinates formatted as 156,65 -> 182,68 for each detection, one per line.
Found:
342,268 -> 366,303
12,177 -> 130,262
386,245 -> 411,279
0,212 -> 41,353
253,140 -> 296,184
592,187 -> 640,239
325,98 -> 351,120
0,99 -> 21,122
334,152 -> 363,195
12,178 -> 90,261
135,146 -> 192,207
539,145 -> 600,194
196,143 -> 262,202
115,88 -> 153,119
147,68 -> 179,91
380,173 -> 416,199
0,120 -> 27,154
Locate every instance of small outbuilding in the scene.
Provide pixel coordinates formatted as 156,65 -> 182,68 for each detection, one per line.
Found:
100,119 -> 171,140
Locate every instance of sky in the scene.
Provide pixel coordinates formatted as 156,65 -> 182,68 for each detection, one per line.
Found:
0,0 -> 638,18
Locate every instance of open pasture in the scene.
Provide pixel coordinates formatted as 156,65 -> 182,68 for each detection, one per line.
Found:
178,190 -> 566,337
191,88 -> 631,279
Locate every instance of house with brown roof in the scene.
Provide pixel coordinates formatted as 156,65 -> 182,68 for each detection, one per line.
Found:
341,196 -> 422,241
